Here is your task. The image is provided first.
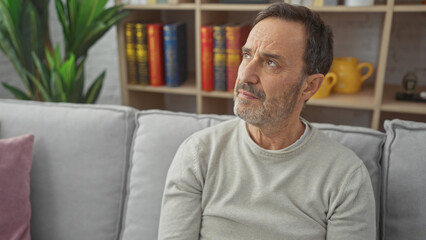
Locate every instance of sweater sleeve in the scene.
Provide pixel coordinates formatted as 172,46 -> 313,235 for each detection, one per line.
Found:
158,139 -> 203,240
326,164 -> 376,240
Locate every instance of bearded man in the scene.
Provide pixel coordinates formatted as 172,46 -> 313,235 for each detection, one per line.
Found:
158,2 -> 376,240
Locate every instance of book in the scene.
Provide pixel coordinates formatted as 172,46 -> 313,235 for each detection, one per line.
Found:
213,24 -> 228,91
135,23 -> 149,86
226,24 -> 250,92
201,25 -> 214,92
147,23 -> 165,86
125,23 -> 138,84
163,22 -> 187,87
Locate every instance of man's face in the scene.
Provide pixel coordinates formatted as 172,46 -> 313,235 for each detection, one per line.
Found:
233,17 -> 307,126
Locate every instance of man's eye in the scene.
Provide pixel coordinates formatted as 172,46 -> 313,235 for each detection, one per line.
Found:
243,52 -> 251,59
267,60 -> 277,67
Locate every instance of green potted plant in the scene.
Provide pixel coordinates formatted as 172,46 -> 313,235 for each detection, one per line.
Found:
0,0 -> 129,103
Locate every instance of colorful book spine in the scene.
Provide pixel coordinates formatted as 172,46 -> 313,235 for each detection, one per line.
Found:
226,24 -> 250,92
201,25 -> 214,92
163,22 -> 187,87
135,23 -> 149,86
213,25 -> 227,91
125,23 -> 138,84
147,23 -> 165,86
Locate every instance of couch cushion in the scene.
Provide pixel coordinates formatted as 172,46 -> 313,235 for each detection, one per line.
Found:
0,100 -> 136,240
382,119 -> 426,240
0,134 -> 34,240
121,110 -> 233,240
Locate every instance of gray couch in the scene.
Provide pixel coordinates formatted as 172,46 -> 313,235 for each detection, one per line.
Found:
0,99 -> 425,240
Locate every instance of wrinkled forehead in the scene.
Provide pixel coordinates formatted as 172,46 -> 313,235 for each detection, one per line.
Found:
245,18 -> 307,52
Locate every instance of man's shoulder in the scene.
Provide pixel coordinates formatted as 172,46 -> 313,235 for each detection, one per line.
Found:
309,125 -> 364,168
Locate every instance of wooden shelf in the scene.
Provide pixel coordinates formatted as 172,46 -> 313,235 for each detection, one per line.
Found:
393,4 -> 426,12
123,3 -> 196,10
308,85 -> 376,110
200,3 -> 269,11
201,90 -> 234,99
310,5 -> 389,12
127,73 -> 197,96
116,0 -> 426,129
381,84 -> 426,114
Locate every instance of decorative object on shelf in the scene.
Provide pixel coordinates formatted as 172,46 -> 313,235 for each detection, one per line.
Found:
330,57 -> 374,94
312,72 -> 338,98
344,0 -> 374,6
0,0 -> 129,103
395,71 -> 426,102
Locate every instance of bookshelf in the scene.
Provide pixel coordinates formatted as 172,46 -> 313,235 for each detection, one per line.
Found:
115,0 -> 426,130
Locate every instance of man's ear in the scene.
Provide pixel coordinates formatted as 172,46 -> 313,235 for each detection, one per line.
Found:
301,73 -> 324,101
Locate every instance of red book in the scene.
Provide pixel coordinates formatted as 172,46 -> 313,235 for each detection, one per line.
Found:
147,23 -> 165,86
226,24 -> 250,92
201,25 -> 214,92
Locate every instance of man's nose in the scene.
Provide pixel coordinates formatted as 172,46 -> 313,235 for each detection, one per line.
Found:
237,58 -> 260,85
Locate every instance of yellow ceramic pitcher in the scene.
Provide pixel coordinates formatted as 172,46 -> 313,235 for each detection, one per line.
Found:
312,72 -> 338,98
330,57 -> 373,94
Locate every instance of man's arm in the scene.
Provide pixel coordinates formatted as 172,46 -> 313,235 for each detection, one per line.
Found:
158,139 -> 203,240
327,164 -> 376,240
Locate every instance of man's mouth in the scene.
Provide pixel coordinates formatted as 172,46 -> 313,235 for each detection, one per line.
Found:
238,90 -> 259,100
235,83 -> 266,101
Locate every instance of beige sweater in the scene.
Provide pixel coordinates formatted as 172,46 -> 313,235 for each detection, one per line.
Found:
159,118 -> 376,240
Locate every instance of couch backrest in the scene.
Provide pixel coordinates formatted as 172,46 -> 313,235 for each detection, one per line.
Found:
381,119 -> 426,240
0,100 -> 136,240
119,110 -> 385,240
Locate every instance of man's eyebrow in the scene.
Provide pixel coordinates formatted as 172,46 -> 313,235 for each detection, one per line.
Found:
262,52 -> 282,61
241,46 -> 282,61
241,46 -> 251,53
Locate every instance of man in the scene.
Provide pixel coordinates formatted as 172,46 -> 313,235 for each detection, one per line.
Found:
158,3 -> 376,240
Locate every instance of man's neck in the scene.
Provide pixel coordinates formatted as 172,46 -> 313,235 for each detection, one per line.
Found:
246,116 -> 306,150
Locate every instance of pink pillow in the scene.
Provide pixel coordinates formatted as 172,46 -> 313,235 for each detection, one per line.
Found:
0,134 -> 34,240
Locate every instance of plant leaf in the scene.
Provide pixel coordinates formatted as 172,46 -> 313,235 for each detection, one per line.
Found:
45,47 -> 55,70
1,82 -> 31,100
54,0 -> 70,48
70,21 -> 105,58
0,29 -> 31,91
84,70 -> 105,103
70,57 -> 85,102
26,70 -> 52,101
0,0 -> 22,59
58,53 -> 75,95
66,0 -> 78,42
20,2 -> 43,74
31,51 -> 49,92
53,44 -> 62,68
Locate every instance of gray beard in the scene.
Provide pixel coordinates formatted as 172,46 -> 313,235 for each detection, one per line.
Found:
233,82 -> 302,126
